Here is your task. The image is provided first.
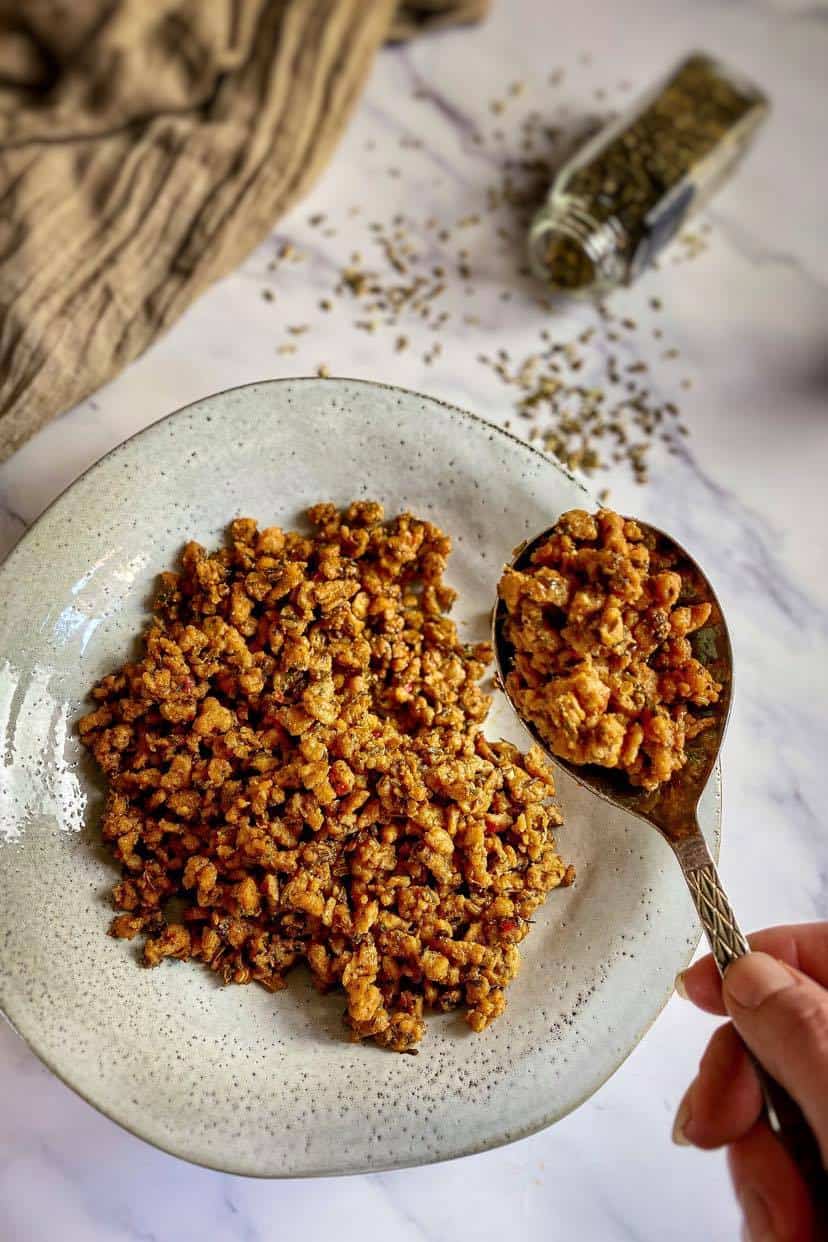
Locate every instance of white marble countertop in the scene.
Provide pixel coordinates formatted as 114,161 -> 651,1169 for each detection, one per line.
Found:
2,1 -> 827,1238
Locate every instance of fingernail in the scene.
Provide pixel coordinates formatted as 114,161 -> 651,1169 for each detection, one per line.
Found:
724,953 -> 797,1010
740,1187 -> 777,1242
674,970 -> 689,999
671,1090 -> 692,1146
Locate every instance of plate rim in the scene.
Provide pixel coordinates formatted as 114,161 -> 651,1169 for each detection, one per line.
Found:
0,376 -> 718,1177
0,374 -> 589,576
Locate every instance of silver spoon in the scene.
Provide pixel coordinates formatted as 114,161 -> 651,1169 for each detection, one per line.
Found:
492,516 -> 827,1213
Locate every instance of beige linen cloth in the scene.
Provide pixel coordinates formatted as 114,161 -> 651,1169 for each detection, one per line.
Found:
0,0 -> 488,461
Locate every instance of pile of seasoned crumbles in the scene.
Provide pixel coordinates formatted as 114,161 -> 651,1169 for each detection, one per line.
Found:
80,502 -> 572,1051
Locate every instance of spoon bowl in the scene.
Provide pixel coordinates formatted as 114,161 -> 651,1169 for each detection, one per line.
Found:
492,519 -> 733,843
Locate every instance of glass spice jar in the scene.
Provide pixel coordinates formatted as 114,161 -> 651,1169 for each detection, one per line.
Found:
528,53 -> 769,296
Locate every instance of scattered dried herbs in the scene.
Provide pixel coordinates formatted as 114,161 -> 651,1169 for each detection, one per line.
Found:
256,62 -> 728,487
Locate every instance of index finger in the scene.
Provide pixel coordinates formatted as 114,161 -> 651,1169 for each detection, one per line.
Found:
677,923 -> 828,1015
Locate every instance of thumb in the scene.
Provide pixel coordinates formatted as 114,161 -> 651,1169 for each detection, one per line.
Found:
723,952 -> 828,1164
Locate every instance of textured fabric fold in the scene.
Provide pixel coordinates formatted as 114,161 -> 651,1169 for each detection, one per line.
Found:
0,0 -> 488,460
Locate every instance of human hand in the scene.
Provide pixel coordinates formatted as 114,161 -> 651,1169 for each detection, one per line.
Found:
674,923 -> 828,1242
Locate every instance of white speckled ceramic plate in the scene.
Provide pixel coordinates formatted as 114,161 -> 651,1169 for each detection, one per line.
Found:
0,379 -> 718,1176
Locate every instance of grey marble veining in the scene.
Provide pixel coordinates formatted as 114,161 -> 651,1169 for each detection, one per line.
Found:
1,0 -> 827,1238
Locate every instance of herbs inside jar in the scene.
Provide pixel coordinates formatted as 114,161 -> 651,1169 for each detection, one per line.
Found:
528,53 -> 769,295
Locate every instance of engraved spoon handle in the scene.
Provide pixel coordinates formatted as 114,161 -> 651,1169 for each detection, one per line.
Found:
675,834 -> 828,1224
676,834 -> 749,972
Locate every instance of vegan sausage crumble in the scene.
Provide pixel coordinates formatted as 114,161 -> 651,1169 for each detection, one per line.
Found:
80,502 -> 572,1051
498,508 -> 721,791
